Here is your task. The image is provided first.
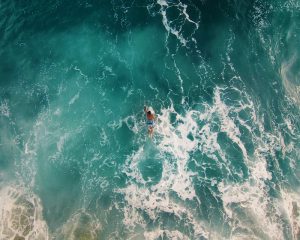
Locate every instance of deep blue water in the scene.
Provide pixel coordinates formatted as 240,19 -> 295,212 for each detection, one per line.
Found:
1,0 -> 300,239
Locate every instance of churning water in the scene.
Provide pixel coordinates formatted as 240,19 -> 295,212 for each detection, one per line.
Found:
1,0 -> 300,239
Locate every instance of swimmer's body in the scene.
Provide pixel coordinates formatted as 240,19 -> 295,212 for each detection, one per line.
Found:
144,106 -> 155,138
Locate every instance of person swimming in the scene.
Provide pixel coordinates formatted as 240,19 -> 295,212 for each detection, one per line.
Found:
144,106 -> 155,138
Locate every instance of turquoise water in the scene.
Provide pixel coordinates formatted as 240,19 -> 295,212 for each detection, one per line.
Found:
1,0 -> 300,239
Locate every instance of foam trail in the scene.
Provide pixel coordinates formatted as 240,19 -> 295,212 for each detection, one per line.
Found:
156,0 -> 199,47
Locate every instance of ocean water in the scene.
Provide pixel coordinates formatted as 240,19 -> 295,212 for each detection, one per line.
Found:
1,0 -> 300,239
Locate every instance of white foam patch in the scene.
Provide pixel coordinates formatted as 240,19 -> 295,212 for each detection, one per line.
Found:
118,85 -> 298,238
214,88 -> 249,160
54,210 -> 101,240
118,103 -> 210,238
54,108 -> 62,116
204,87 -> 283,239
124,115 -> 140,134
144,229 -> 189,240
280,190 -> 300,240
281,54 -> 300,105
218,180 -> 283,240
0,185 -> 49,240
196,86 -> 255,177
99,127 -> 109,146
17,137 -> 38,188
57,133 -> 69,152
0,100 -> 10,117
123,147 -> 148,185
156,106 -> 199,201
74,66 -> 88,82
156,0 -> 199,47
119,89 -> 253,236
284,116 -> 296,136
206,86 -> 299,239
157,105 -> 198,162
17,110 -> 61,187
119,183 -> 209,238
282,0 -> 300,12
68,92 -> 80,105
